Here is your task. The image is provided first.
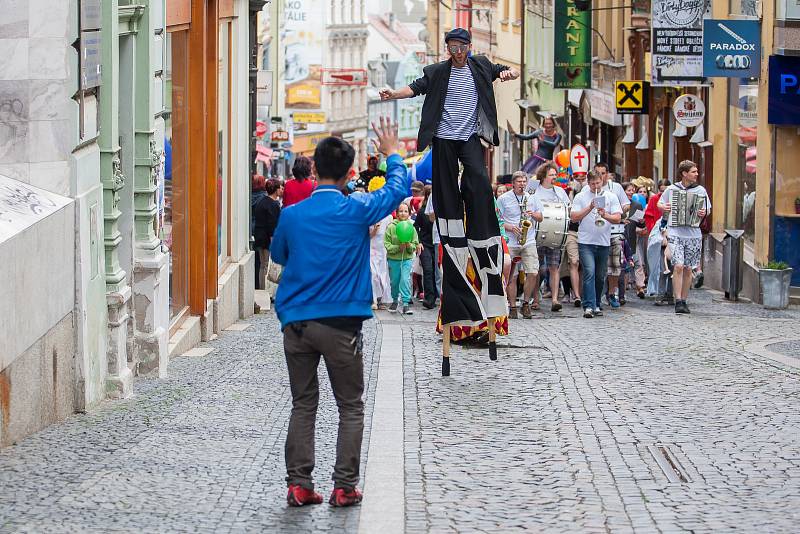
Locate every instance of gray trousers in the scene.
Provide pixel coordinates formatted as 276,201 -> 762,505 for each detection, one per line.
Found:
284,321 -> 364,490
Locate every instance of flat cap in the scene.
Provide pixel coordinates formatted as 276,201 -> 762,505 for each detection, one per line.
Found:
445,28 -> 471,44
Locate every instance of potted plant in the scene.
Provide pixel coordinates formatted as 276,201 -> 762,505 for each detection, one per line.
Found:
759,261 -> 794,309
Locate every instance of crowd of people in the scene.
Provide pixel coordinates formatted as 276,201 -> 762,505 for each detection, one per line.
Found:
253,154 -> 711,321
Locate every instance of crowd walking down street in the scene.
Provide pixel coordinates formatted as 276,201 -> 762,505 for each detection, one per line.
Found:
4,1 -> 800,531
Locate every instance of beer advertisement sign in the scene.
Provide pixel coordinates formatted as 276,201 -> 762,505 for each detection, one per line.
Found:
553,0 -> 592,89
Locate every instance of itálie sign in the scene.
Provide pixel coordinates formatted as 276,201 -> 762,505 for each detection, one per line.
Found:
553,0 -> 592,89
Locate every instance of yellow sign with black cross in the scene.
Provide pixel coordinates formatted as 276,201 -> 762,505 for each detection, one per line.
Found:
615,81 -> 649,115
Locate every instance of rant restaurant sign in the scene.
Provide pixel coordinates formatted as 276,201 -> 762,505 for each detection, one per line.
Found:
553,0 -> 592,89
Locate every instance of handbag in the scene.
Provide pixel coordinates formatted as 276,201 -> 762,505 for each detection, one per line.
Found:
267,258 -> 282,284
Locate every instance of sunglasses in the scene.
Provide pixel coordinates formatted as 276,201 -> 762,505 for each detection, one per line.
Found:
448,44 -> 469,53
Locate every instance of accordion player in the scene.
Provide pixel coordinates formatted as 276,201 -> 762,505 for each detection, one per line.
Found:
668,189 -> 707,228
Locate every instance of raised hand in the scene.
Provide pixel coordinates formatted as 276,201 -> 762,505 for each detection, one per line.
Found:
499,69 -> 520,81
379,88 -> 394,101
370,117 -> 399,157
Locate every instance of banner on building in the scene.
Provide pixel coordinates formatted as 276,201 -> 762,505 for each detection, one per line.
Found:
702,20 -> 761,78
651,0 -> 708,86
553,0 -> 591,89
284,0 -> 324,109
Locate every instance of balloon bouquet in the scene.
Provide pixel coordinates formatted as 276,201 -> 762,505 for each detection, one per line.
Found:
554,149 -> 572,190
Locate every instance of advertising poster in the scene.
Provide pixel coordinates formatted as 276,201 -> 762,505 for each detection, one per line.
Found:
702,19 -> 760,78
553,0 -> 591,89
284,0 -> 324,109
651,0 -> 709,86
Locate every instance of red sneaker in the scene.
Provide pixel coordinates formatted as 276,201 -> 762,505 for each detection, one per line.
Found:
286,484 -> 323,507
328,487 -> 363,507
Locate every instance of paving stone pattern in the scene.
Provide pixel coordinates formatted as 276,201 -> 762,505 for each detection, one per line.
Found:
403,291 -> 800,533
0,313 -> 380,533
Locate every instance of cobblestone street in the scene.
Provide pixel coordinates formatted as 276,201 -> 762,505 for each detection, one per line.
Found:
2,290 -> 800,533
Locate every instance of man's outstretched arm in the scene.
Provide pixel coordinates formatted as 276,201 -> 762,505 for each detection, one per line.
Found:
379,86 -> 415,101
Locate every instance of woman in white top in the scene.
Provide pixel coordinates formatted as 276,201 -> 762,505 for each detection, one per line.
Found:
532,162 -> 571,312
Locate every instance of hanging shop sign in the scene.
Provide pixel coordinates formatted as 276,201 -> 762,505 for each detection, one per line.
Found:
271,130 -> 290,142
292,112 -> 326,124
672,94 -> 706,128
587,90 -> 622,126
615,81 -> 650,115
768,55 -> 800,125
553,0 -> 592,89
651,0 -> 708,86
702,20 -> 761,78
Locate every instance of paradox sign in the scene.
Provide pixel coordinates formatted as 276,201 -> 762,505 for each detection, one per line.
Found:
703,19 -> 761,78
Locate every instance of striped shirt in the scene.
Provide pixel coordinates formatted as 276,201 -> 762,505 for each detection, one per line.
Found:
435,65 -> 479,141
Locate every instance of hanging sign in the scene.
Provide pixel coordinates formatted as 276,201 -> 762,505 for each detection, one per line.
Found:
651,0 -> 708,86
672,94 -> 706,127
702,19 -> 761,78
553,0 -> 592,89
615,81 -> 649,114
570,144 -> 590,176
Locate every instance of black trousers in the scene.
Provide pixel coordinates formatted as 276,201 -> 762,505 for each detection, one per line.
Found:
431,135 -> 507,325
419,243 -> 438,305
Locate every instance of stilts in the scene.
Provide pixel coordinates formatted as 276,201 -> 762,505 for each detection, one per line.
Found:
442,324 -> 451,376
488,317 -> 497,361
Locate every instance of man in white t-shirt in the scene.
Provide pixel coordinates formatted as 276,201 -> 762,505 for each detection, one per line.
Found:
532,162 -> 570,312
657,160 -> 710,314
497,171 -> 542,319
570,171 -> 623,318
595,162 -> 630,309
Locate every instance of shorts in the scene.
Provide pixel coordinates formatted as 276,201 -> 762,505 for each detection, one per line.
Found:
564,231 -> 579,265
667,236 -> 702,268
508,243 -> 539,275
537,246 -> 562,269
607,236 -> 623,276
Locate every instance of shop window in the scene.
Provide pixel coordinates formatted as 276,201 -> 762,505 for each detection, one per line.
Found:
774,127 -> 800,285
165,30 -> 190,321
218,21 -> 232,264
726,78 -> 758,241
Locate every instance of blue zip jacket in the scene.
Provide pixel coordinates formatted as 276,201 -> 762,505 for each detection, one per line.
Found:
270,153 -> 410,328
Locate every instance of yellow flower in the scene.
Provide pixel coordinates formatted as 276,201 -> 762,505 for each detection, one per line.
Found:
367,176 -> 386,192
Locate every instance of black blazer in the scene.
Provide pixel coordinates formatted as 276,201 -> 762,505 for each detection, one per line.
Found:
408,55 -> 509,152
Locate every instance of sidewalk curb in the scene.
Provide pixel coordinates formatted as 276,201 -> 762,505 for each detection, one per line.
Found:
359,319 -> 405,534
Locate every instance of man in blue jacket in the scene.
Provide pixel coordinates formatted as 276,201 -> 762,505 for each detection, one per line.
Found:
270,118 -> 409,508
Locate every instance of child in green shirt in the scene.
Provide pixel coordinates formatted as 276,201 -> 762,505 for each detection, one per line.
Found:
384,202 -> 420,314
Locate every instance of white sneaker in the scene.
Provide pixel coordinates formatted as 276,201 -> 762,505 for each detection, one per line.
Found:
583,308 -> 594,318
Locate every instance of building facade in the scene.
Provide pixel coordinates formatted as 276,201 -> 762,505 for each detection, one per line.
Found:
164,0 -> 256,357
0,0 -> 171,447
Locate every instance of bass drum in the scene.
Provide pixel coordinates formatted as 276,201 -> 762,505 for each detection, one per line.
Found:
535,201 -> 569,249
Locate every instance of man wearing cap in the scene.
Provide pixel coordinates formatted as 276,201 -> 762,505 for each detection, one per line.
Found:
379,28 -> 519,327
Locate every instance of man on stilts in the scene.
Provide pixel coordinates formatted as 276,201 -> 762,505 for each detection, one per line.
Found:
380,28 -> 519,374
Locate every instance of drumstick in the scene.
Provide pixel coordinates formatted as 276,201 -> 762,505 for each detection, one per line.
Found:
442,325 -> 451,376
488,317 -> 497,361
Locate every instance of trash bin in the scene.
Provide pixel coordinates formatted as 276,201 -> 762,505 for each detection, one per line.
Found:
721,229 -> 745,301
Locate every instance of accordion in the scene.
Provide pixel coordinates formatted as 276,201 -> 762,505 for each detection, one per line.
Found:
669,189 -> 706,228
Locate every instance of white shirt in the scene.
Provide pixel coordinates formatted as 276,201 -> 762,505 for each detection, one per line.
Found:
603,180 -> 630,236
571,188 -> 623,246
424,195 -> 439,244
497,189 -> 541,247
532,184 -> 571,207
661,183 -> 711,240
